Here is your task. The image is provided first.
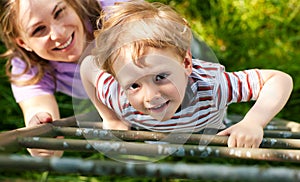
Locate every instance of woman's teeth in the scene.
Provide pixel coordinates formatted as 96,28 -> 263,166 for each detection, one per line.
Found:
57,36 -> 72,49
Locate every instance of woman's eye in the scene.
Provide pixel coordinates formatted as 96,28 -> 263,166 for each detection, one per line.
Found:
32,26 -> 46,36
54,7 -> 66,19
155,73 -> 169,81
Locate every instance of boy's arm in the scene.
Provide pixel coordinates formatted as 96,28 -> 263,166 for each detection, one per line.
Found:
80,56 -> 130,130
90,94 -> 130,130
218,70 -> 293,148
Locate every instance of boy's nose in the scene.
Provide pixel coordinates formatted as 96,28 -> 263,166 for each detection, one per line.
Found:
144,84 -> 161,103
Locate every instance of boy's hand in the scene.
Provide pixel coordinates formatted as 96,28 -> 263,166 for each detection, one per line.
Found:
217,120 -> 264,148
27,112 -> 63,158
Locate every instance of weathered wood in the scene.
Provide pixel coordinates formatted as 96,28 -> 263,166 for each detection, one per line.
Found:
1,115 -> 300,180
0,124 -> 55,153
227,115 -> 300,132
18,137 -> 300,163
2,123 -> 300,153
264,130 -> 300,139
0,155 -> 299,181
0,115 -> 77,153
55,127 -> 300,149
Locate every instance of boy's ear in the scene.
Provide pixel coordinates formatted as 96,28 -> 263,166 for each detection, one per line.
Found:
15,38 -> 32,52
183,50 -> 193,75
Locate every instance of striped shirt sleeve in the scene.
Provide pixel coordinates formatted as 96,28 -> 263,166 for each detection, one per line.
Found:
221,69 -> 263,106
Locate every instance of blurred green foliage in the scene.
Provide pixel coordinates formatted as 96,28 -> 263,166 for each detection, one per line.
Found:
0,0 -> 299,130
0,47 -> 24,130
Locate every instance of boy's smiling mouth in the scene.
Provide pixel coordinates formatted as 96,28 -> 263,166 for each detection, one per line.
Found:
147,100 -> 170,113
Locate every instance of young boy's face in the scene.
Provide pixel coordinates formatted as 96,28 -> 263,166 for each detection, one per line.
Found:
113,46 -> 193,121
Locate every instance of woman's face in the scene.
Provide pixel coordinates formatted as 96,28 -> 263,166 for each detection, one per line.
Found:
15,0 -> 86,62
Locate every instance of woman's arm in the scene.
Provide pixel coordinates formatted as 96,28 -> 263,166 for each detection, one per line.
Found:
218,70 -> 293,148
19,94 -> 63,157
19,94 -> 60,126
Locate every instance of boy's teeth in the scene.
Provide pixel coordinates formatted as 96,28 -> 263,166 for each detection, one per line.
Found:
57,37 -> 72,49
153,103 -> 164,109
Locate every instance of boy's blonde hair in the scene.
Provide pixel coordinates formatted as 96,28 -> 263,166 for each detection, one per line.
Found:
93,0 -> 192,77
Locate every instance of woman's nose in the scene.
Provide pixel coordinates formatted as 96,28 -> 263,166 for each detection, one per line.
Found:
50,24 -> 65,40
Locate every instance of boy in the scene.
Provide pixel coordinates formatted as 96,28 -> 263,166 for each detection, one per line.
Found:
80,0 -> 293,148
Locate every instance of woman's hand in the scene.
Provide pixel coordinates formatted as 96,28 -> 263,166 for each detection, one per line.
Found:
26,112 -> 64,158
27,112 -> 53,126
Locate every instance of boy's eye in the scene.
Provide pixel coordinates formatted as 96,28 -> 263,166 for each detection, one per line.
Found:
155,73 -> 169,81
128,83 -> 140,90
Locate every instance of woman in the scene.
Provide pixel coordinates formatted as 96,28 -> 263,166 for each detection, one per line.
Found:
0,0 -> 126,157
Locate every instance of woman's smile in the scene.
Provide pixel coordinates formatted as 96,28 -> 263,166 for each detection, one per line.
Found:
16,0 -> 85,62
53,32 -> 74,51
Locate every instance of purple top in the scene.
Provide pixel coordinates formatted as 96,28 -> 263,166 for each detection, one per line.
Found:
11,58 -> 86,102
11,0 -> 128,103
99,0 -> 121,7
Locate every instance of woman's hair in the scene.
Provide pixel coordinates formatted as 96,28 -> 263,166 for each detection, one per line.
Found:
93,0 -> 192,77
0,0 -> 101,86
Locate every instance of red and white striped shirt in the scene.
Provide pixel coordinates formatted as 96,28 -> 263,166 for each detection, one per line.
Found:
96,59 -> 263,132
